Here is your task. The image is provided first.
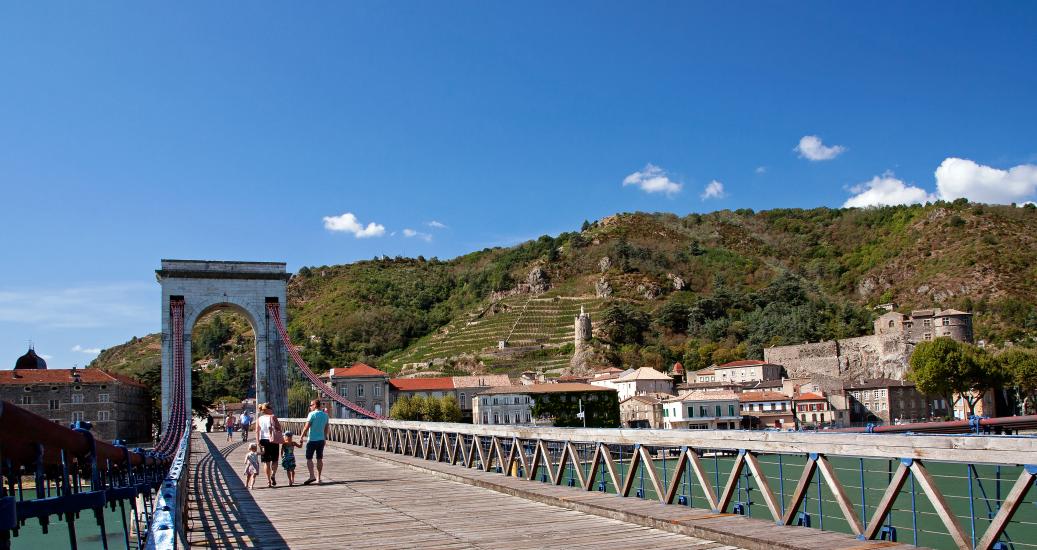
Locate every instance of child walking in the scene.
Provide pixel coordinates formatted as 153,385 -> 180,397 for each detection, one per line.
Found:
244,443 -> 260,490
281,431 -> 303,485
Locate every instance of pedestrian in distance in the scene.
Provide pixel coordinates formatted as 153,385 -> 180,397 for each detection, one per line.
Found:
300,398 -> 330,485
205,413 -> 214,433
225,413 -> 236,441
244,443 -> 260,490
239,409 -> 252,442
281,431 -> 303,485
256,402 -> 284,487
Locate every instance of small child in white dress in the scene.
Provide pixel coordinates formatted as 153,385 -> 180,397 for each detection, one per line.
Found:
244,443 -> 260,490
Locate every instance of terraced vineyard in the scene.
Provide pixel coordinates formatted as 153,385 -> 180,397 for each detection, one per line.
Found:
383,294 -> 608,374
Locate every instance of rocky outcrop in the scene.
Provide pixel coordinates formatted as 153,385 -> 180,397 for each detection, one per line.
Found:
527,267 -> 550,294
595,277 -> 613,298
636,282 -> 661,300
666,273 -> 686,291
599,256 -> 611,273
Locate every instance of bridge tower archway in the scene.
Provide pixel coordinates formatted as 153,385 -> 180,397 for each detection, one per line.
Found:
157,260 -> 291,428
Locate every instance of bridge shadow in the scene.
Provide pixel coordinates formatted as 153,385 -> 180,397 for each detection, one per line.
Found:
189,433 -> 290,549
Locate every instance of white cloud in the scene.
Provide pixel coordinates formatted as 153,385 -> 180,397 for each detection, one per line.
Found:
0,283 -> 151,329
796,135 -> 846,161
622,164 -> 682,196
40,354 -> 53,360
843,172 -> 936,208
700,180 -> 727,200
72,344 -> 102,355
935,158 -> 1037,204
426,220 -> 447,229
755,166 -> 767,174
322,212 -> 386,238
402,228 -> 432,242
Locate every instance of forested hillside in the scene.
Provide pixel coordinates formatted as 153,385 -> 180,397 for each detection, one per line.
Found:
91,201 -> 1037,403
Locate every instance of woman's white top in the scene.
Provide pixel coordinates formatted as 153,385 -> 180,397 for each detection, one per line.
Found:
257,414 -> 274,440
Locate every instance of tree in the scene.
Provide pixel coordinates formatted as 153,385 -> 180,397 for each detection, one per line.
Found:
389,395 -> 420,420
440,395 -> 463,423
419,395 -> 443,421
600,303 -> 650,345
655,300 -> 691,333
995,349 -> 1037,414
581,220 -> 591,232
909,338 -> 998,417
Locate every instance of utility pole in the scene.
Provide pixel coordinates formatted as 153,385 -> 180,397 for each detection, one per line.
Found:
578,399 -> 586,428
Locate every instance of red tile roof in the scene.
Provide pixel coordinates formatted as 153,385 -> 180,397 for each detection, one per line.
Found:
477,383 -> 615,395
389,377 -> 455,391
672,362 -> 684,374
328,363 -> 388,378
0,368 -> 146,388
716,360 -> 776,368
794,392 -> 826,401
739,391 -> 790,402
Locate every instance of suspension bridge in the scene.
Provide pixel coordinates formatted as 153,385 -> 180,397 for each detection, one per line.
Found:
2,260 -> 1036,550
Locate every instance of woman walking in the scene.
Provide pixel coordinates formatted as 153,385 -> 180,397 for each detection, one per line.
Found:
255,402 -> 283,487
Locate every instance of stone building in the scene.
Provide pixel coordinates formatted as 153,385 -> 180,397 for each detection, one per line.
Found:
606,367 -> 675,401
1,348 -> 151,443
793,392 -> 849,429
764,307 -> 974,382
574,306 -> 592,352
619,393 -> 668,428
845,378 -> 945,425
327,363 -> 389,418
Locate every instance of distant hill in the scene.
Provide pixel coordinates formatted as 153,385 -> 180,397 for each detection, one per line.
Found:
91,202 -> 1037,395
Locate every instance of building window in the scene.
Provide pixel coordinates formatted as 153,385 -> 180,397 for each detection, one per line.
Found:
663,408 -> 668,417
504,414 -> 510,424
781,402 -> 787,411
525,414 -> 531,423
482,413 -> 488,424
460,393 -> 467,408
714,405 -> 722,417
888,320 -> 895,328
72,411 -> 84,422
20,395 -> 32,405
942,317 -> 950,326
374,384 -> 382,397
338,385 -> 348,397
924,319 -> 931,327
98,411 -> 111,421
699,406 -> 707,417
493,414 -> 499,424
357,385 -> 365,397
49,399 -> 60,410
99,393 -> 110,403
72,394 -> 84,404
493,398 -> 499,405
924,333 -> 932,340
728,404 -> 736,417
482,398 -> 488,405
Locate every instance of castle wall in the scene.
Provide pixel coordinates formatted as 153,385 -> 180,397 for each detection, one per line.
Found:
764,333 -> 910,382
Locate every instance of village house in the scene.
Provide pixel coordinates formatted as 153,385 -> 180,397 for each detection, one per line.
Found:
738,391 -> 794,430
326,363 -> 390,418
662,390 -> 740,430
793,392 -> 848,429
952,390 -> 996,420
713,360 -> 785,384
388,374 -> 511,422
607,367 -> 675,401
619,393 -> 669,428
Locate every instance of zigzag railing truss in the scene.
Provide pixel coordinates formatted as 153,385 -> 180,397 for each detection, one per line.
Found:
281,419 -> 1037,550
266,303 -> 385,419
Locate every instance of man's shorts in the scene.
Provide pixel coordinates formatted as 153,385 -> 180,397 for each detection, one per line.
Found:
305,440 -> 326,460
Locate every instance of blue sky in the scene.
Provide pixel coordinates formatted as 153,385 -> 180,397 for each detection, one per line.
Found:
2,2 -> 1036,369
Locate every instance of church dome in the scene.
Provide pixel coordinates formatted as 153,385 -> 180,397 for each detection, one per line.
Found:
15,347 -> 47,370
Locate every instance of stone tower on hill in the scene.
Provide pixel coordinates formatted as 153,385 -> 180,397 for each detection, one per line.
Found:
574,306 -> 592,352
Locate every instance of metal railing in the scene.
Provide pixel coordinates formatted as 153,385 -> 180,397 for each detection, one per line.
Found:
0,400 -> 170,550
283,418 -> 1037,550
143,423 -> 191,550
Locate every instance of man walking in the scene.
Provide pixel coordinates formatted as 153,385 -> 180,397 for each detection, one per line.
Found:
300,399 -> 329,485
239,409 -> 252,442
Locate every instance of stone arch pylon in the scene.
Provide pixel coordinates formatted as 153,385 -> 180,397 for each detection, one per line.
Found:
157,260 -> 291,427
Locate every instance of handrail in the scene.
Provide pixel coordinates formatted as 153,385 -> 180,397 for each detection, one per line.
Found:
0,400 -> 171,550
144,421 -> 192,550
285,417 -> 1037,550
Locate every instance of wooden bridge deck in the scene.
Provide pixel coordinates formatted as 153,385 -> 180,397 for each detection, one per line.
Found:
185,432 -> 743,549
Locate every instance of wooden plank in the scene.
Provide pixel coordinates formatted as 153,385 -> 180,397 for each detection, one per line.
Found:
743,451 -> 782,523
975,466 -> 1036,550
688,449 -> 720,512
816,455 -> 864,536
863,461 -> 910,540
716,452 -> 745,513
781,456 -> 817,525
909,460 -> 970,550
